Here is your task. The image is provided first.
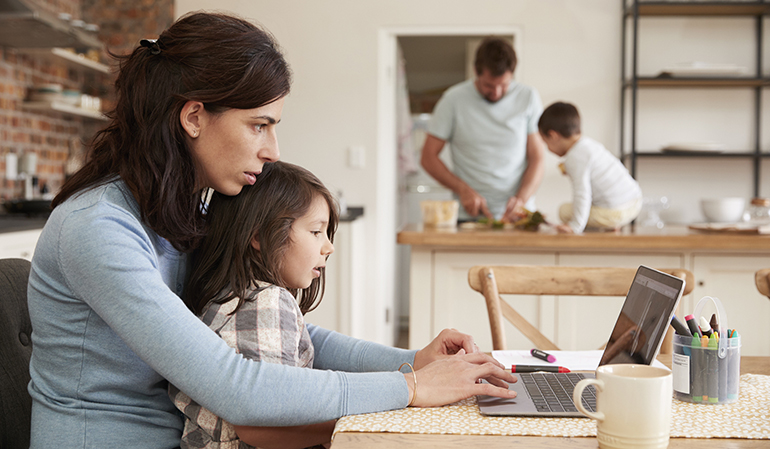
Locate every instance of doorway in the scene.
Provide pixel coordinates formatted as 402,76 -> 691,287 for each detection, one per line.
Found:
378,27 -> 519,347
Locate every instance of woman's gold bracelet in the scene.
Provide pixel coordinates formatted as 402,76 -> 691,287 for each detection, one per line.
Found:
399,362 -> 417,407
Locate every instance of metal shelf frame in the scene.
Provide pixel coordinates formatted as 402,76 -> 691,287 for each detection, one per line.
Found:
620,0 -> 768,197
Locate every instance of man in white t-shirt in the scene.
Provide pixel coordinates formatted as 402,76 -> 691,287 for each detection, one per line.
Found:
538,101 -> 643,234
420,37 -> 545,222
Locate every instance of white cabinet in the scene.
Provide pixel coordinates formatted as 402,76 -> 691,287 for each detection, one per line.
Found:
557,252 -> 683,350
430,251 -> 556,352
407,245 -> 770,356
0,229 -> 42,260
690,254 -> 770,357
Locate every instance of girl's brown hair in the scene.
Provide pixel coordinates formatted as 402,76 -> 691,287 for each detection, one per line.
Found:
185,161 -> 339,316
52,12 -> 292,252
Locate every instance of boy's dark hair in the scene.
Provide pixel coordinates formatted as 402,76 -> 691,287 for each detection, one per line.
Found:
538,102 -> 581,138
52,12 -> 292,252
185,161 -> 339,316
474,37 -> 517,77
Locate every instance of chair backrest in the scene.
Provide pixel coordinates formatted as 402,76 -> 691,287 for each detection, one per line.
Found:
467,265 -> 694,352
757,269 -> 770,299
0,258 -> 33,449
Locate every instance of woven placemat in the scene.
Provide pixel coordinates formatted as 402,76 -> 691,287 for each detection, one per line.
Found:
333,374 -> 770,439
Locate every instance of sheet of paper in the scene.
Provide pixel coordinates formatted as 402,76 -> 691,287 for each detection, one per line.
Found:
492,350 -> 668,371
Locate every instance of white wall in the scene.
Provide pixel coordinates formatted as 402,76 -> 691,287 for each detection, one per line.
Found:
175,0 -> 768,344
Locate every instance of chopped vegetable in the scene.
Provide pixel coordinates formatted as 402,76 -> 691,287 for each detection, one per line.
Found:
513,209 -> 546,231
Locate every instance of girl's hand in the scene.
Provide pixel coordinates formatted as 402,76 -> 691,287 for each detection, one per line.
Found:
404,351 -> 517,407
413,328 -> 480,370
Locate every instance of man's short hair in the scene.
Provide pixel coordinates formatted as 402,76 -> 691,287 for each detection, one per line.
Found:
474,37 -> 517,77
538,102 -> 581,138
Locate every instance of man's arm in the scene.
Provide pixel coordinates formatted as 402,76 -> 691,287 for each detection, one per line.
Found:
503,132 -> 546,221
420,134 -> 492,219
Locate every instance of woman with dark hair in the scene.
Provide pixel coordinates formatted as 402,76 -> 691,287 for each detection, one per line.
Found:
27,11 -> 516,449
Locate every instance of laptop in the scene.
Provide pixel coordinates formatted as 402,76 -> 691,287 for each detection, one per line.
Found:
477,265 -> 685,417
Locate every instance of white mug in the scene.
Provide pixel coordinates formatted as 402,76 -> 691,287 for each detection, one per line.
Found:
573,364 -> 672,449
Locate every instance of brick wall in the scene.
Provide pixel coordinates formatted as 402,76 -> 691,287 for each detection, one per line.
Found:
83,0 -> 174,56
0,0 -> 173,202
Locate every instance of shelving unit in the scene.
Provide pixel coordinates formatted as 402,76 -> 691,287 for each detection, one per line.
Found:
17,48 -> 109,120
620,0 -> 770,197
0,0 -> 102,49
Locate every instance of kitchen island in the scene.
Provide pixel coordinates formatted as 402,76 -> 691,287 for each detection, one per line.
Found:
398,224 -> 770,355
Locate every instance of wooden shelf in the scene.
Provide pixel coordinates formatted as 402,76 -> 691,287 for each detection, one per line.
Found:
0,9 -> 102,49
20,48 -> 110,74
627,151 -> 769,158
627,77 -> 767,88
21,101 -> 107,120
626,1 -> 770,17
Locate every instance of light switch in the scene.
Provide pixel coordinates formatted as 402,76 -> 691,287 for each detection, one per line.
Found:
348,146 -> 365,169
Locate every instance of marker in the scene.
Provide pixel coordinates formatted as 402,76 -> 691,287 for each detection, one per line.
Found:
691,333 -> 703,402
511,365 -> 570,373
700,335 -> 709,402
707,333 -> 718,403
728,331 -> 740,400
709,314 -> 719,335
685,314 -> 702,338
670,315 -> 691,337
530,348 -> 556,363
699,316 -> 713,337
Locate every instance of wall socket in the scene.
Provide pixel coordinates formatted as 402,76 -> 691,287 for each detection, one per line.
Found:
347,145 -> 365,169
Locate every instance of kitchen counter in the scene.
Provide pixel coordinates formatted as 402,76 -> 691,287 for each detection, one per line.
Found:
0,215 -> 48,233
398,223 -> 770,356
397,223 -> 770,252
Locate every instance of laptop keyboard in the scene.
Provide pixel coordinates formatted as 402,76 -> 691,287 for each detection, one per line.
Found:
520,372 -> 597,413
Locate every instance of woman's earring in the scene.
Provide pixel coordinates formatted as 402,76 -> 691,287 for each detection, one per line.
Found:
192,129 -> 198,138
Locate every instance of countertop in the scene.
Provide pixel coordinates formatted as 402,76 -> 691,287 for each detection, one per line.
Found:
0,215 -> 48,233
397,223 -> 770,252
340,206 -> 363,222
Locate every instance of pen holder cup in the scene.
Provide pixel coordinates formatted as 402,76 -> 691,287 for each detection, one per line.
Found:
672,296 -> 741,404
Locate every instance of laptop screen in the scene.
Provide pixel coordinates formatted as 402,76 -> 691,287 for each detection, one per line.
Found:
598,265 -> 684,366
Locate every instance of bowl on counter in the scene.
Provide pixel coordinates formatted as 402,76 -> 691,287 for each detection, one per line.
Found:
700,198 -> 745,223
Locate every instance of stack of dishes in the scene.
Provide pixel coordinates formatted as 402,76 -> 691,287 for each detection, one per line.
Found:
28,84 -> 82,106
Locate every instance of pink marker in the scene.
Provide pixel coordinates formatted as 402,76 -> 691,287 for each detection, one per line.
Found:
530,348 -> 556,363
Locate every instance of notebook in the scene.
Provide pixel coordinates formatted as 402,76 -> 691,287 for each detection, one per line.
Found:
477,265 -> 685,417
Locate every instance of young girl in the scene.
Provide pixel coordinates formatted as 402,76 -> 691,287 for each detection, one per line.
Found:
170,161 -> 338,448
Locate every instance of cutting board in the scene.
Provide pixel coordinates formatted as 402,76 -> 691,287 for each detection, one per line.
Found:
688,222 -> 770,235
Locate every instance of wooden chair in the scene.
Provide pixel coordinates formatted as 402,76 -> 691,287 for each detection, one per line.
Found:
0,258 -> 33,449
756,269 -> 770,299
467,265 -> 694,353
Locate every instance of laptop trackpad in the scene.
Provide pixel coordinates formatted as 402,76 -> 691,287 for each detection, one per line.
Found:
477,376 -> 539,415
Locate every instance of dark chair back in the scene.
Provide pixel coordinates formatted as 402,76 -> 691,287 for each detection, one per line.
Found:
0,258 -> 33,449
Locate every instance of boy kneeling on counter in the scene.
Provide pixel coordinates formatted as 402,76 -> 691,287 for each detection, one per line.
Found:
538,102 -> 642,234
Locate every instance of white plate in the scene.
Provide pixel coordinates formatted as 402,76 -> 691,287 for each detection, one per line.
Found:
660,63 -> 749,77
661,142 -> 726,153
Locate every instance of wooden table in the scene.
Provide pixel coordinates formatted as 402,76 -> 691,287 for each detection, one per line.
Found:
331,356 -> 769,449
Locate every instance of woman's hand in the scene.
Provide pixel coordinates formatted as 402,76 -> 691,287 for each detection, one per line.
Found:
413,328 -> 480,370
404,351 -> 517,407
